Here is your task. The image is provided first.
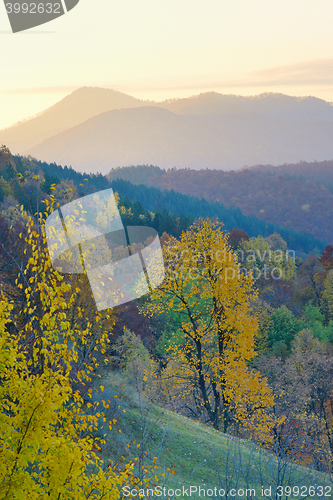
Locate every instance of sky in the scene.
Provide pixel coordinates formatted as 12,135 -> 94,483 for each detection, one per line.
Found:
1,0 -> 333,129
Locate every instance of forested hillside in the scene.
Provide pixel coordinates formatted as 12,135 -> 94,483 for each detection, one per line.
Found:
109,178 -> 325,255
249,159 -> 333,192
114,163 -> 333,243
3,145 -> 333,491
0,150 -> 325,255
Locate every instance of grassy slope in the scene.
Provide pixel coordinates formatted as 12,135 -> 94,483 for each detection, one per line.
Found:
92,371 -> 330,499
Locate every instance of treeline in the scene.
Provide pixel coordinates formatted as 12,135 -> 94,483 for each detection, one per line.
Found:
110,178 -> 326,255
0,150 -> 327,256
250,160 -> 333,193
0,149 -> 191,239
106,164 -> 165,185
123,164 -> 333,243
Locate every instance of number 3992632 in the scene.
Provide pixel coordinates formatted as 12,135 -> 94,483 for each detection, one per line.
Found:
5,3 -> 61,14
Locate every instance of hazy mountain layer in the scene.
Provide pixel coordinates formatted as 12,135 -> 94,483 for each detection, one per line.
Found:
0,87 -> 147,153
159,92 -> 333,119
3,88 -> 333,171
27,101 -> 333,173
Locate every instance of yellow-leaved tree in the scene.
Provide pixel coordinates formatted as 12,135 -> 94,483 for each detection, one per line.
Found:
144,220 -> 275,440
0,199 -> 133,499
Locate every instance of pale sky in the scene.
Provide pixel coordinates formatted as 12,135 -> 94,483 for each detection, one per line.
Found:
1,0 -> 333,129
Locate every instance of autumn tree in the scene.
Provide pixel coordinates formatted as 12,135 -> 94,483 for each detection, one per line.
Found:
0,204 -> 136,498
3,194 -> 120,393
322,270 -> 333,323
266,305 -> 301,357
143,219 -> 275,439
257,329 -> 333,471
240,234 -> 296,283
0,189 -> 173,498
0,297 -> 135,499
227,228 -> 249,250
292,253 -> 322,311
319,245 -> 333,274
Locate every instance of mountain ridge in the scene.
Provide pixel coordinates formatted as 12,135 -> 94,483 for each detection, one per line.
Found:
0,87 -> 148,153
26,102 -> 333,173
3,87 -> 333,172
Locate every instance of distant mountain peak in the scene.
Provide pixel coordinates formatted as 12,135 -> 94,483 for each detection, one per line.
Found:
3,87 -> 333,175
0,87 -> 147,154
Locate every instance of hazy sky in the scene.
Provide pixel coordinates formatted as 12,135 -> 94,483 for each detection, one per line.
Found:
1,0 -> 333,129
